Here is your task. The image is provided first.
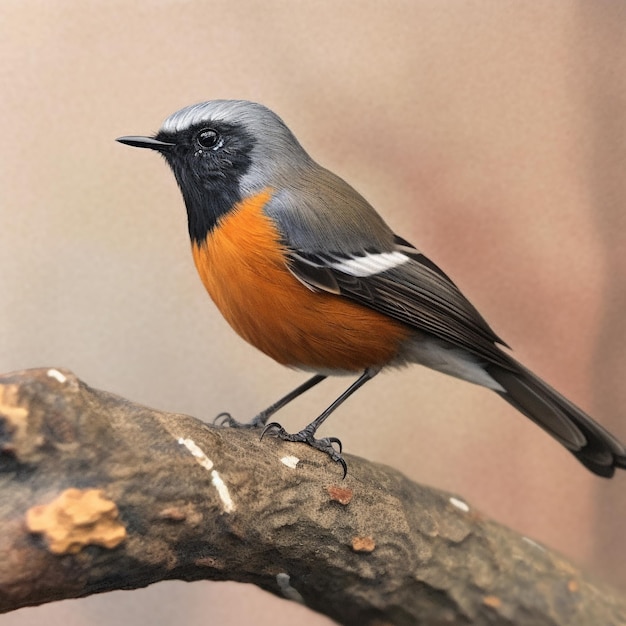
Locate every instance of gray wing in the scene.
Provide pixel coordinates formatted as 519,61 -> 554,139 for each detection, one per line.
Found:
263,166 -> 511,368
287,235 -> 513,369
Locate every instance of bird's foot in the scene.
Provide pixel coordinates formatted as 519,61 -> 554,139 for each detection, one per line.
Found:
213,412 -> 266,429
261,422 -> 347,478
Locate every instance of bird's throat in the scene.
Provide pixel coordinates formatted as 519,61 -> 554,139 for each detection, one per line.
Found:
183,185 -> 241,245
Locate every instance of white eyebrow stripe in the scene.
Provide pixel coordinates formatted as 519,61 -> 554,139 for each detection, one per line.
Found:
330,251 -> 409,277
161,100 -> 243,134
162,103 -> 213,133
181,107 -> 201,131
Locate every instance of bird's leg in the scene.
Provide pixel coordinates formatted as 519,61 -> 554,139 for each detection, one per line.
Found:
214,374 -> 327,429
262,368 -> 380,477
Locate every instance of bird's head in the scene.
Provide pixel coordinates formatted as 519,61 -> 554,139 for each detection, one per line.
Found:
117,100 -> 310,242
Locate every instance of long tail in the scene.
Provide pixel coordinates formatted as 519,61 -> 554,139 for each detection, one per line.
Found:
486,356 -> 626,477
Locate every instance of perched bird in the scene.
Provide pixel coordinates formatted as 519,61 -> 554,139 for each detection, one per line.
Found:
118,99 -> 626,478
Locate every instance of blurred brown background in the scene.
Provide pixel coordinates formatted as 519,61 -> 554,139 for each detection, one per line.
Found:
1,1 -> 625,624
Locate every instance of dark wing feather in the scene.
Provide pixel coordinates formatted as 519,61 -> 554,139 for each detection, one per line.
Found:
288,239 -> 514,369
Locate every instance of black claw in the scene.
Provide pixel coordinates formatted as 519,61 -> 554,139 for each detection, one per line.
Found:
257,423 -> 348,477
327,436 -> 343,453
338,457 -> 348,480
213,412 -> 265,429
213,412 -> 233,427
260,421 -> 284,441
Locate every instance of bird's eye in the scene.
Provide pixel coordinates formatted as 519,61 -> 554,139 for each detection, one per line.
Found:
196,128 -> 221,150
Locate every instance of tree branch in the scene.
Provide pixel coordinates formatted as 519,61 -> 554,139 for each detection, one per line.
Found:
0,368 -> 624,625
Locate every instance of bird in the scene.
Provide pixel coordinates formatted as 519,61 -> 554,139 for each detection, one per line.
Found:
117,99 -> 626,478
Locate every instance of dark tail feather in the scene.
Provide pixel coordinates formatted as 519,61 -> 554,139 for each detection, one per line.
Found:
487,357 -> 626,477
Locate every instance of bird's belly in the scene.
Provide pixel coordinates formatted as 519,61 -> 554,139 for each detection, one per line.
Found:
191,190 -> 410,372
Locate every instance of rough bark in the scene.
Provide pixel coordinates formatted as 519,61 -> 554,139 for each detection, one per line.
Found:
0,368 -> 624,626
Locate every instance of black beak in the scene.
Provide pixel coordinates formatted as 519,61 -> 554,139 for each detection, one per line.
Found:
116,136 -> 175,152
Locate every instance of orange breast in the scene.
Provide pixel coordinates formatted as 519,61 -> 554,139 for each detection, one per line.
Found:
191,189 -> 411,372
